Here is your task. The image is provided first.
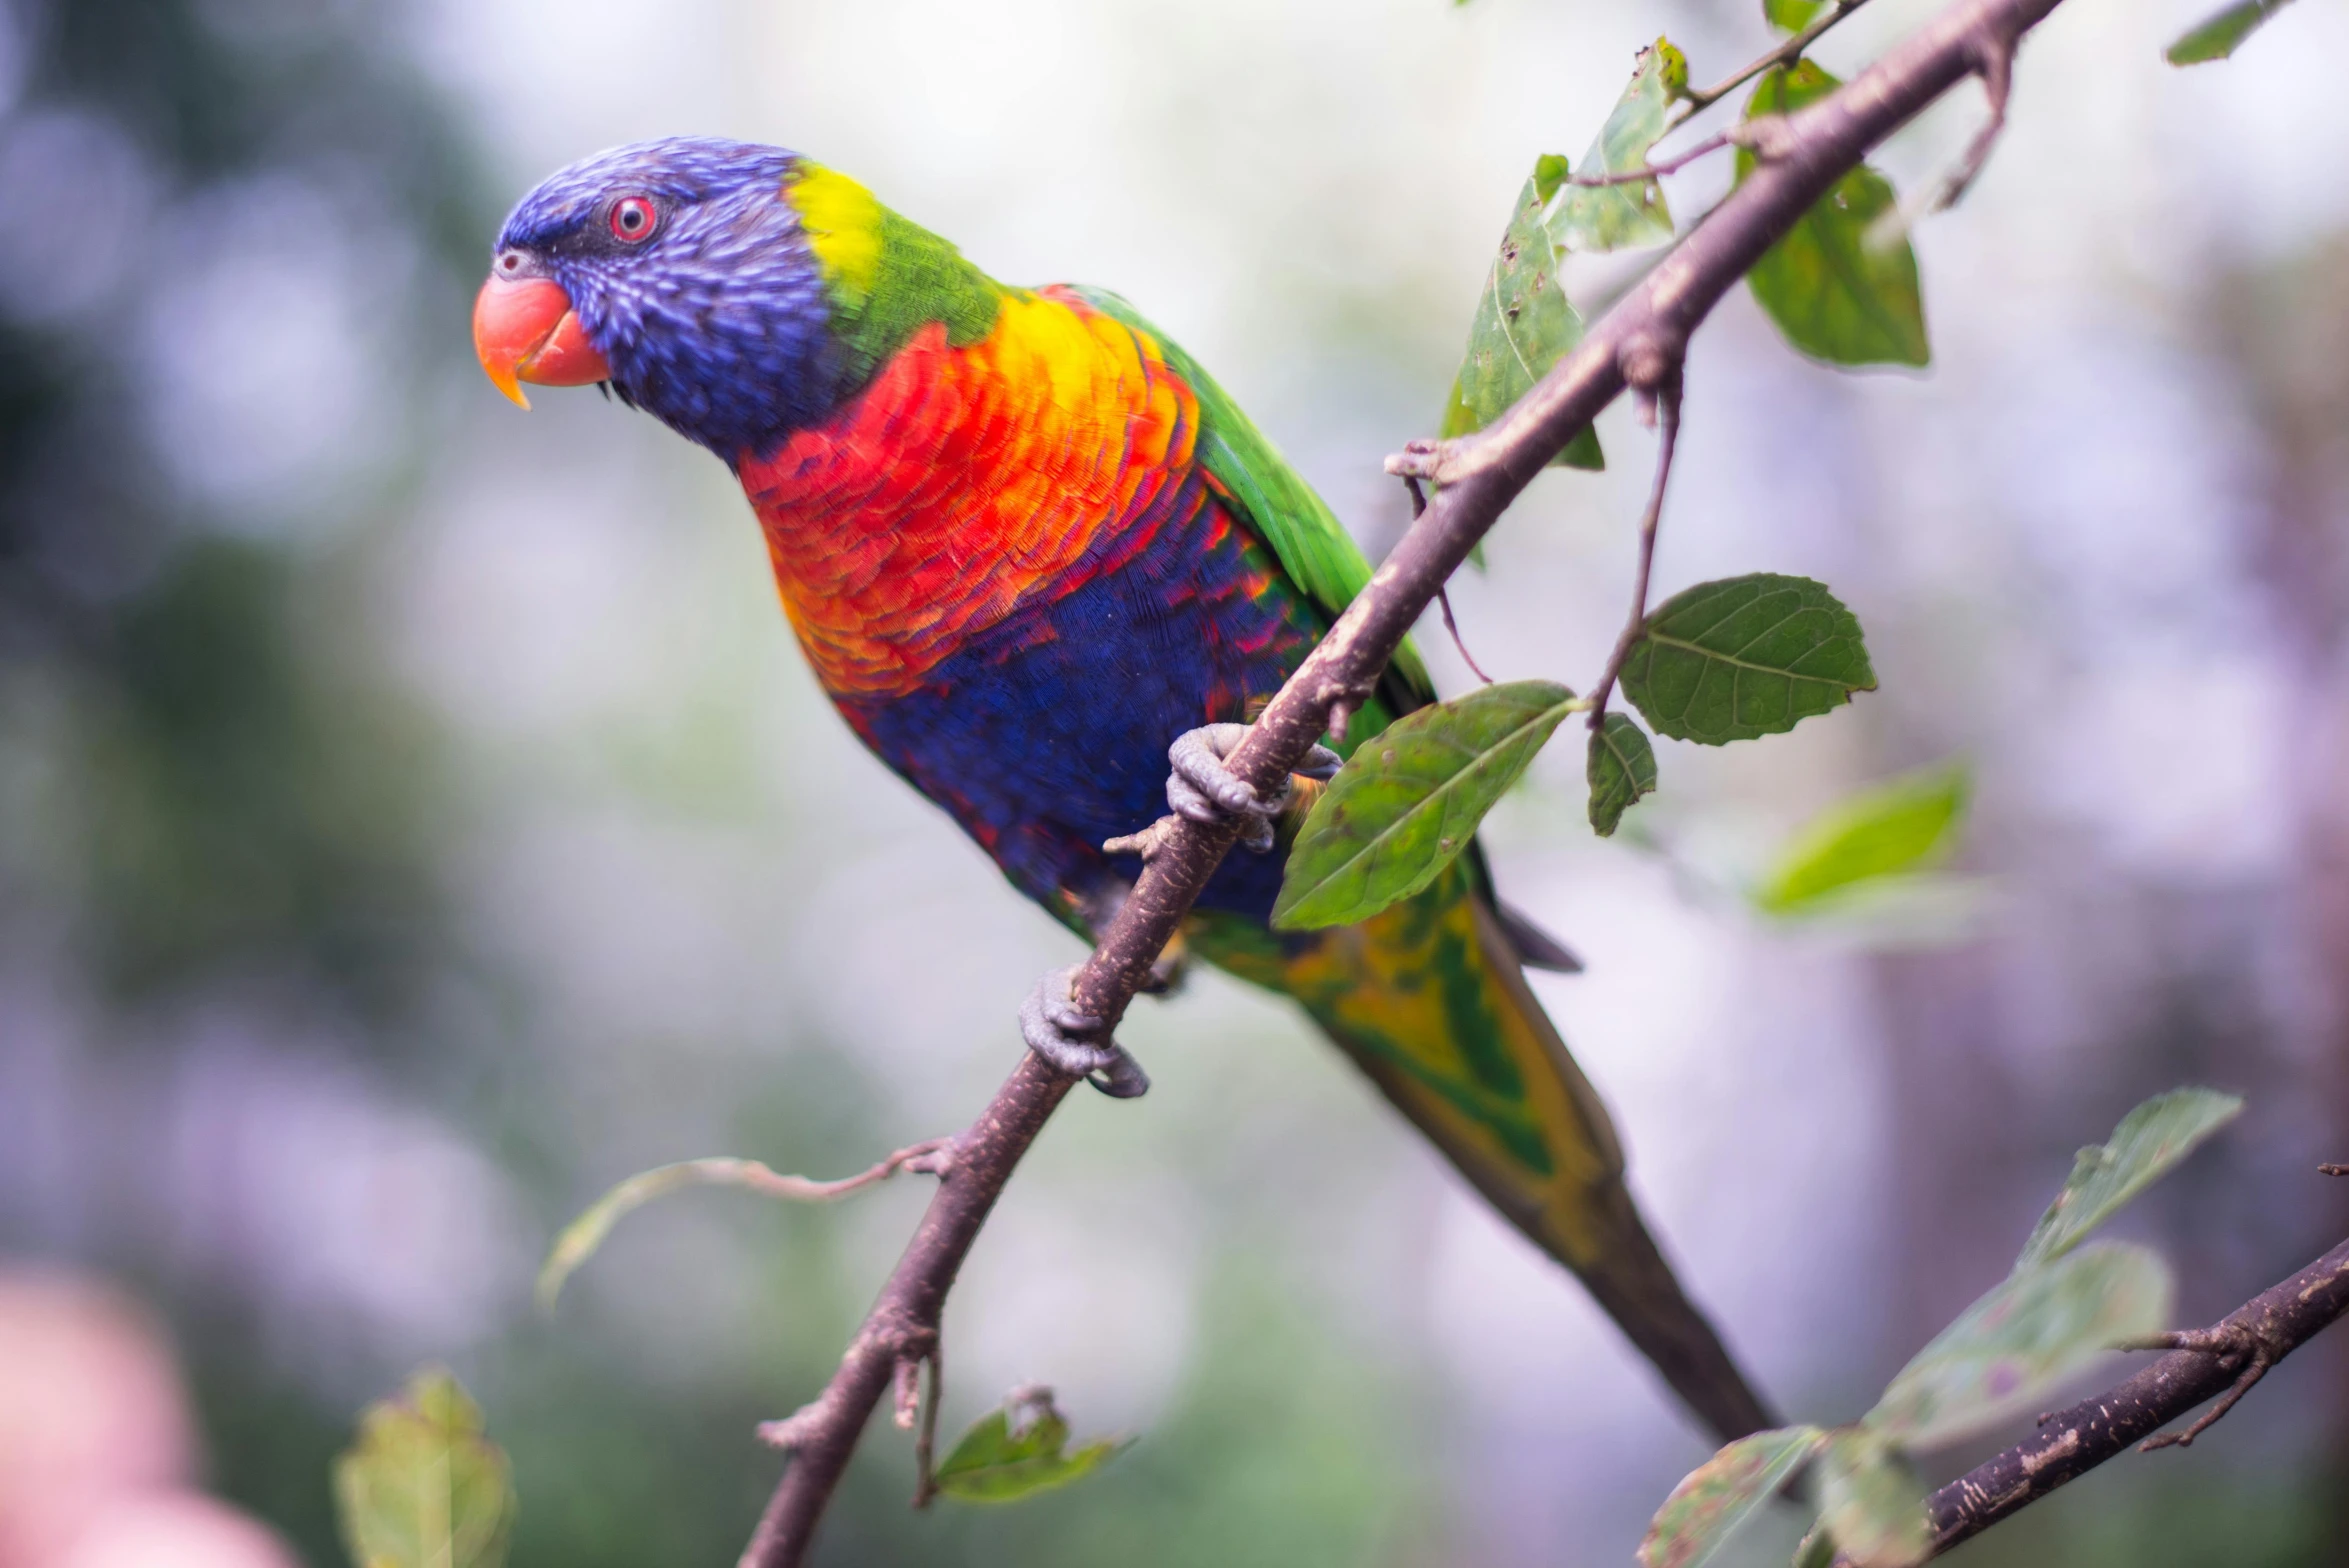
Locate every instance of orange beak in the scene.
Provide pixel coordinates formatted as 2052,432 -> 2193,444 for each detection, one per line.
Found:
472,274 -> 611,408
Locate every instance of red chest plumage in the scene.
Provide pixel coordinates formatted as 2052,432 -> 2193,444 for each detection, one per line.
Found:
737,288 -> 1202,700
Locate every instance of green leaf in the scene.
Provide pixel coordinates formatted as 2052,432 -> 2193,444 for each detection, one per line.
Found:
1754,766 -> 1969,915
1532,152 -> 1572,206
1620,574 -> 1876,745
933,1390 -> 1130,1504
1813,1430 -> 1929,1568
1547,38 -> 1689,253
1588,712 -> 1658,837
2167,0 -> 2298,62
1441,163 -> 1604,471
1275,680 -> 1576,929
1766,0 -> 1827,30
1866,1242 -> 2175,1451
1738,63 -> 1929,367
1640,1426 -> 1826,1568
2015,1089 -> 2244,1270
335,1369 -> 515,1568
1791,1525 -> 1837,1568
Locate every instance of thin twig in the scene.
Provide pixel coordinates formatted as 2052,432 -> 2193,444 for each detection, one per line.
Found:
1683,0 -> 1882,112
1587,375 -> 1682,731
1408,478 -> 1498,685
912,1341 -> 944,1506
1930,30 -> 2016,210
718,1141 -> 955,1201
1567,129 -> 1741,187
1438,590 -> 1496,684
740,2 -> 2077,1560
537,1138 -> 956,1311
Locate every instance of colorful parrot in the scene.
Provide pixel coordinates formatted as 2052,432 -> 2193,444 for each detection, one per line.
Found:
473,138 -> 1770,1441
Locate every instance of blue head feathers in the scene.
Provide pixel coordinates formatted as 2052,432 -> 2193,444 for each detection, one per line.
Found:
493,137 -> 839,460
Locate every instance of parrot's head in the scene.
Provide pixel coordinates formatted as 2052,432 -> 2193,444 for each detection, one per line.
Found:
473,136 -> 844,460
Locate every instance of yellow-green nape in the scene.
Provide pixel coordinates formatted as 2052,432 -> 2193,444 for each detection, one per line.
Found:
785,163 -> 885,309
778,161 -> 1002,387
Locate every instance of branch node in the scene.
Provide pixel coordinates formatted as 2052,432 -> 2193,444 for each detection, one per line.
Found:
1313,676 -> 1374,745
1383,439 -> 1448,482
1737,113 -> 1801,165
757,1406 -> 825,1453
1103,818 -> 1179,863
892,1357 -> 921,1430
1617,332 -> 1686,400
2320,1163 -> 2347,1177
2129,1320 -> 2290,1451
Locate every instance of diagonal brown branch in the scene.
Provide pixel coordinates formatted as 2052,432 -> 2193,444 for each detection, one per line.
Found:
1837,1230 -> 2349,1565
738,0 -> 2071,1561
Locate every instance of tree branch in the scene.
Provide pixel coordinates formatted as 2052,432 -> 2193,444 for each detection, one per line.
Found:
737,0 -> 2071,1561
1906,1230 -> 2349,1560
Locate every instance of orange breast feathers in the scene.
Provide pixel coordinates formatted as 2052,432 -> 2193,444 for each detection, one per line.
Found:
737,289 -> 1202,700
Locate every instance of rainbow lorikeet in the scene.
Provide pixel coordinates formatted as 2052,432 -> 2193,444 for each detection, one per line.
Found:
473,137 -> 1769,1441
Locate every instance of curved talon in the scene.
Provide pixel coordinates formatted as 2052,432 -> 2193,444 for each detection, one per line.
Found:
1165,723 -> 1343,854
1018,966 -> 1150,1098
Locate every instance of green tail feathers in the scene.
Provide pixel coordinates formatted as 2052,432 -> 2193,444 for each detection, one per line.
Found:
1191,876 -> 1774,1443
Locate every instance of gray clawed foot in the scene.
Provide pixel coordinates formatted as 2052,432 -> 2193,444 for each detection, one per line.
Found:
1019,966 -> 1150,1098
1165,722 -> 1341,854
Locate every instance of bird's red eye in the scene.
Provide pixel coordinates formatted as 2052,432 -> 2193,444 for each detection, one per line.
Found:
609,196 -> 657,243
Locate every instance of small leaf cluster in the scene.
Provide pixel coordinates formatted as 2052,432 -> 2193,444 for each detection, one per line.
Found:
1636,1089 -> 2241,1568
932,1387 -> 1132,1503
1276,573 -> 1878,930
1441,39 -> 1695,470
1293,1 -> 1995,930
334,1369 -> 515,1568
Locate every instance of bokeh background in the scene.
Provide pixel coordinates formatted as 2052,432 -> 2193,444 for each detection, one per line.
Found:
4,0 -> 2348,1562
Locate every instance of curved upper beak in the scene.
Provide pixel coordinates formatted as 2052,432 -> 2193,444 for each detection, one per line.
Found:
472,273 -> 611,408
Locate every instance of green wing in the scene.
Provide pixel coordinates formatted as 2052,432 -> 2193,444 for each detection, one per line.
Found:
1069,286 -> 1433,709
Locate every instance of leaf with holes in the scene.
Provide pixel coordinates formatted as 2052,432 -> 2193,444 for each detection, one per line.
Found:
335,1369 -> 515,1568
1548,39 -> 1689,253
1738,62 -> 1929,367
1619,574 -> 1875,745
1814,1429 -> 1929,1568
1866,1242 -> 2175,1451
2015,1089 -> 2243,1270
1754,766 -> 1969,916
1275,681 -> 1576,929
1640,1426 -> 1826,1568
1588,713 -> 1659,837
2168,0 -> 2298,62
1441,160 -> 1604,471
933,1392 -> 1130,1504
